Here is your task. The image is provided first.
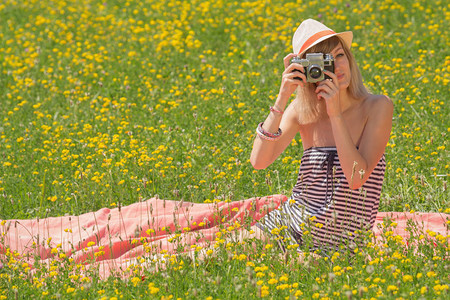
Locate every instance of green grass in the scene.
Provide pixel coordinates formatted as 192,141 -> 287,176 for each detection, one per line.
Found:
0,0 -> 449,298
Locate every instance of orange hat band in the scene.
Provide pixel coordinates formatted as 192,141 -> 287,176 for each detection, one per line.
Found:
297,30 -> 336,55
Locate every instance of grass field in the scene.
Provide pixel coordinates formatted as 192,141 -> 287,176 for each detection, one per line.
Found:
0,0 -> 449,298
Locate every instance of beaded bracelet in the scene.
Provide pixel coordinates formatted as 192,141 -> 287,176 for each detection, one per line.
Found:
256,122 -> 282,141
270,106 -> 284,115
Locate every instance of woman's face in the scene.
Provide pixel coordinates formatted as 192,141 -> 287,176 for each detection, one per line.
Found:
330,43 -> 351,90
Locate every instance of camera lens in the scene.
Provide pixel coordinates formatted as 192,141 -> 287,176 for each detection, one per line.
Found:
309,66 -> 322,79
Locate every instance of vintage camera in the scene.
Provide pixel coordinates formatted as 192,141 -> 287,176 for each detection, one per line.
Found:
290,53 -> 334,83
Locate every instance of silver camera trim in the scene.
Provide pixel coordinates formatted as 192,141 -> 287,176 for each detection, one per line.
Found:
290,53 -> 334,83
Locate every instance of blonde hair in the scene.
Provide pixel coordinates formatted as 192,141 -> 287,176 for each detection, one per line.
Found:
294,36 -> 369,124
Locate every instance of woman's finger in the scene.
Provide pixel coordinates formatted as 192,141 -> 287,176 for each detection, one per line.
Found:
316,91 -> 327,101
282,65 -> 306,85
324,71 -> 338,86
283,63 -> 305,74
316,79 -> 338,94
283,53 -> 299,69
287,71 -> 306,83
284,76 -> 304,88
315,83 -> 333,95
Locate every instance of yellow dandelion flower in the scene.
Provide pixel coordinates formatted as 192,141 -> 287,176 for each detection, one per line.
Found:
387,285 -> 398,293
403,274 -> 413,282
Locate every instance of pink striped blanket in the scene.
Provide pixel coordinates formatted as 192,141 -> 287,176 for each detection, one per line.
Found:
1,195 -> 448,278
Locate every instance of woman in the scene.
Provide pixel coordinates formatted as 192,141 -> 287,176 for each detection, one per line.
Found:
248,19 -> 393,256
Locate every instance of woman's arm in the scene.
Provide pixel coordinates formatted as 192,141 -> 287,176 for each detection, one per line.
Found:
316,70 -> 393,189
250,53 -> 305,169
330,96 -> 393,189
250,103 -> 301,169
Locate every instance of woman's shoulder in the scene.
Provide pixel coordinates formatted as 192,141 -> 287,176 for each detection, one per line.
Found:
361,94 -> 394,114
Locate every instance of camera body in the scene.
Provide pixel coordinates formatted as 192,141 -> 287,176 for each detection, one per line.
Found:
290,53 -> 335,83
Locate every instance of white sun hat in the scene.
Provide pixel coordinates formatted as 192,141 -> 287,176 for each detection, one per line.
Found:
293,19 -> 353,57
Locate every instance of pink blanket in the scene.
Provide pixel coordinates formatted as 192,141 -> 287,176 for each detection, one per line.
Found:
1,195 -> 448,278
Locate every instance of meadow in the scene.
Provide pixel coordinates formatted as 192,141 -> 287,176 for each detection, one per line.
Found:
0,0 -> 449,299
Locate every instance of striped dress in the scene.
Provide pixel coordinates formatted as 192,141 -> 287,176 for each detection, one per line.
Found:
257,146 -> 386,256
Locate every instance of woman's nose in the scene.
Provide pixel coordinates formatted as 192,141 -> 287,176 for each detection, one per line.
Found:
333,60 -> 342,73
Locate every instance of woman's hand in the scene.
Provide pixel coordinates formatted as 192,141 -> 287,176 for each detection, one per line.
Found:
315,70 -> 341,117
278,53 -> 306,103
